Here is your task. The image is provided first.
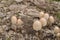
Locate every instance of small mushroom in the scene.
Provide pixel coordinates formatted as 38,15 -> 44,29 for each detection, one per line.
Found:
48,16 -> 54,24
11,16 -> 17,25
33,20 -> 42,31
54,26 -> 60,33
43,13 -> 49,20
56,33 -> 60,37
17,19 -> 23,25
40,18 -> 47,26
39,11 -> 44,18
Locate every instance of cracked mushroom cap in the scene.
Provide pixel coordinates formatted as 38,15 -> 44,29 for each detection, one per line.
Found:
40,18 -> 47,26
33,20 -> 42,31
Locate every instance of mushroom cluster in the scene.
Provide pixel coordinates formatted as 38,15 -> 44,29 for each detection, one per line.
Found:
54,26 -> 60,37
11,16 -> 23,25
33,11 -> 55,31
11,16 -> 23,31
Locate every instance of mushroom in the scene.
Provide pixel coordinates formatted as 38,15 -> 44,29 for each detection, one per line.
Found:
56,33 -> 60,37
11,16 -> 17,25
33,20 -> 42,31
17,19 -> 23,25
39,11 -> 44,18
48,16 -> 54,24
43,13 -> 49,20
40,18 -> 47,26
54,26 -> 60,33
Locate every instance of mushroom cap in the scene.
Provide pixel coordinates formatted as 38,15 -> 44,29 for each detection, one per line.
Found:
54,26 -> 60,33
11,16 -> 17,24
56,33 -> 60,37
43,13 -> 49,20
49,16 -> 54,24
39,11 -> 44,18
17,19 -> 23,25
40,18 -> 47,26
33,20 -> 42,31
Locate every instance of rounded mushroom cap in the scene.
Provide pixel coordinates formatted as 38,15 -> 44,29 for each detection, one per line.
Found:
17,19 -> 23,25
39,11 -> 44,18
11,16 -> 17,25
49,16 -> 54,24
54,26 -> 60,33
56,33 -> 60,37
43,13 -> 49,20
33,20 -> 42,31
40,18 -> 47,26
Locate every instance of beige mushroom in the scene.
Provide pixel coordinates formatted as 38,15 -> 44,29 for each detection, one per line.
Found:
17,19 -> 23,25
49,16 -> 54,24
54,26 -> 60,33
39,11 -> 44,18
43,13 -> 49,20
11,16 -> 17,25
33,20 -> 42,31
56,33 -> 60,37
40,18 -> 47,26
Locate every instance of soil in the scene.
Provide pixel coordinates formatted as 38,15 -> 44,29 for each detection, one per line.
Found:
0,0 -> 60,40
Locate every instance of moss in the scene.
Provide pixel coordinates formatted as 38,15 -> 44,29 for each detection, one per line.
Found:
56,13 -> 60,19
7,38 -> 11,40
53,0 -> 60,1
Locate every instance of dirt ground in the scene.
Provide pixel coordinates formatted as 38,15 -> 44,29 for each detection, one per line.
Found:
0,0 -> 60,40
